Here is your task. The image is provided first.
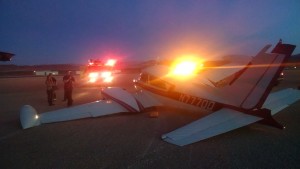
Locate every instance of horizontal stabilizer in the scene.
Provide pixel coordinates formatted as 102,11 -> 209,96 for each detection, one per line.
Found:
162,108 -> 262,146
263,88 -> 300,115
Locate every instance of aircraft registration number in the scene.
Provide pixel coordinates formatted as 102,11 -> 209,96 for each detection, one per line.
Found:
178,94 -> 216,111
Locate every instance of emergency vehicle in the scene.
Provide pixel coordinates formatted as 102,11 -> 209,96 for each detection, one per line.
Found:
82,59 -> 117,84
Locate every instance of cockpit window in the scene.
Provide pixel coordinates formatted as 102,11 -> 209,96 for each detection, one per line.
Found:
150,79 -> 166,89
139,72 -> 173,90
140,73 -> 148,82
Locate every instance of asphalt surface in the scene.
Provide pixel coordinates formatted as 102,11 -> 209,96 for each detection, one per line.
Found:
0,71 -> 300,169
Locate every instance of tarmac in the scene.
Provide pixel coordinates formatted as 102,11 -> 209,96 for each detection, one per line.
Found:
0,70 -> 300,169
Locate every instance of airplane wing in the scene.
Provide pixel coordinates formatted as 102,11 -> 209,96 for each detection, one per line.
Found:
20,87 -> 143,129
162,88 -> 300,146
20,100 -> 129,129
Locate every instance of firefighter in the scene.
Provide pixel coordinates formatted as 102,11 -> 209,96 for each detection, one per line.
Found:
63,71 -> 75,107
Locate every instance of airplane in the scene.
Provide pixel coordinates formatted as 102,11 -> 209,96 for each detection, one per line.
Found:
20,40 -> 300,146
0,51 -> 14,61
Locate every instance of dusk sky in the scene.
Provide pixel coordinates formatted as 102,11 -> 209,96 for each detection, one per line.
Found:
1,0 -> 300,65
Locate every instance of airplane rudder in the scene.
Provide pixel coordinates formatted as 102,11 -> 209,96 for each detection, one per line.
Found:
271,43 -> 296,57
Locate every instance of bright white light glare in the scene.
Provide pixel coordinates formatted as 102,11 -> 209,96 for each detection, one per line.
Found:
88,72 -> 99,83
89,72 -> 99,78
89,78 -> 96,83
105,59 -> 116,67
173,61 -> 197,76
104,76 -> 113,83
101,71 -> 113,83
101,71 -> 112,78
35,115 -> 39,119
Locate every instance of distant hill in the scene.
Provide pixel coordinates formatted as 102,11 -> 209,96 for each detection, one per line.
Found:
0,64 -> 83,72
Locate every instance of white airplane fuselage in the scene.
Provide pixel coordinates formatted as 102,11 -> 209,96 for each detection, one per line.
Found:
134,65 -> 223,114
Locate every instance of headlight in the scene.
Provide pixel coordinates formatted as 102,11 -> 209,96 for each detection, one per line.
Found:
101,71 -> 113,83
88,72 -> 99,83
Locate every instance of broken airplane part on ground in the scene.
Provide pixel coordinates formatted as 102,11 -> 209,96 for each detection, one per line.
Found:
20,41 -> 300,146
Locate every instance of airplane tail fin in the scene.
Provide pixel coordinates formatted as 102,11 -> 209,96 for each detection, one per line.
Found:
220,42 -> 296,110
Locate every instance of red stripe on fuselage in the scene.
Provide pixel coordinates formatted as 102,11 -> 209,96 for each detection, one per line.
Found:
136,82 -> 222,112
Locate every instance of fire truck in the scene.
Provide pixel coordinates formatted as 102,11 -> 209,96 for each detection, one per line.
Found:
82,59 -> 117,84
